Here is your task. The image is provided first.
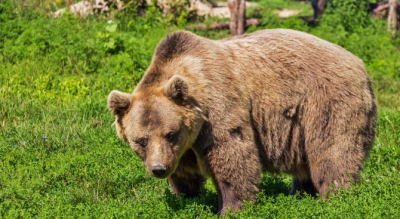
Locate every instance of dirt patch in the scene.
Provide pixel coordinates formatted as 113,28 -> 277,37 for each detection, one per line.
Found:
208,1 -> 259,18
208,2 -> 301,19
274,9 -> 302,18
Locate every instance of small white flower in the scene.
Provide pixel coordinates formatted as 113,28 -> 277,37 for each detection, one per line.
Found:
377,143 -> 381,147
108,20 -> 113,24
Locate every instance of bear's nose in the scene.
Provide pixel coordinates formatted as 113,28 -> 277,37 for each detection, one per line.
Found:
151,163 -> 167,178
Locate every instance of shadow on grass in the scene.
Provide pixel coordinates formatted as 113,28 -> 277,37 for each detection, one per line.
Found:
258,175 -> 292,198
164,175 -> 296,213
259,175 -> 320,200
164,188 -> 219,213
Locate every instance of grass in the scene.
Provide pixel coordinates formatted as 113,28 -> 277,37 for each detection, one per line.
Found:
252,0 -> 312,12
1,0 -> 400,218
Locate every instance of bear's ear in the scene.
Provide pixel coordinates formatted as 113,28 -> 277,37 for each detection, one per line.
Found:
108,90 -> 132,116
164,75 -> 188,101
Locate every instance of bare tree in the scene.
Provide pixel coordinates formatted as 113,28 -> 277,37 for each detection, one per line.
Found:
388,0 -> 400,35
228,0 -> 246,36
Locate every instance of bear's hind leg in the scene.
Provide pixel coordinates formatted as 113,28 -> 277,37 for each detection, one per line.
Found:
308,158 -> 357,198
290,178 -> 318,196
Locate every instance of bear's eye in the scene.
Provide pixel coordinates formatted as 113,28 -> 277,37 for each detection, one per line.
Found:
165,131 -> 178,143
134,138 -> 148,147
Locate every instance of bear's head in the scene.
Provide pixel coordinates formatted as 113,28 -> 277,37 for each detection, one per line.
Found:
107,75 -> 205,178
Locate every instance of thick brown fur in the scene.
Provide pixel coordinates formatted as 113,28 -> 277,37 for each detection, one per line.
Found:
107,29 -> 377,214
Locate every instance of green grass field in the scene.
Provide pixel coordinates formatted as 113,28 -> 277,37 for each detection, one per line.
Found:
1,0 -> 400,218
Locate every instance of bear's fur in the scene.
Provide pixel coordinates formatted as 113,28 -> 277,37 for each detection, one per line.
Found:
108,29 -> 377,214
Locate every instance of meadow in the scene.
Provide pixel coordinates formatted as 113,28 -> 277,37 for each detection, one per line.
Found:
1,0 -> 399,217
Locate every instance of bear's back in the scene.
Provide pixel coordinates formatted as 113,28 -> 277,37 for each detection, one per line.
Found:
203,29 -> 371,105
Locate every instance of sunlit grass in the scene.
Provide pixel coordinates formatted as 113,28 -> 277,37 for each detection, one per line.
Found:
1,0 -> 400,218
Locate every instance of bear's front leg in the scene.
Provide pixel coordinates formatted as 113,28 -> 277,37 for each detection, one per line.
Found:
168,173 -> 205,198
207,129 -> 262,214
168,149 -> 206,198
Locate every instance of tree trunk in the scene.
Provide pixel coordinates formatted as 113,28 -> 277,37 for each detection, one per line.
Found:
317,0 -> 327,17
388,0 -> 400,34
228,0 -> 246,36
311,0 -> 327,20
138,0 -> 148,17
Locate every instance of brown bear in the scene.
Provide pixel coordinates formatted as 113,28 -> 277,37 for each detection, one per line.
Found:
107,29 -> 377,214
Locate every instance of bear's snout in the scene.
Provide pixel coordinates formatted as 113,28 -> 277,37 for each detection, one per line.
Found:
151,163 -> 167,178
